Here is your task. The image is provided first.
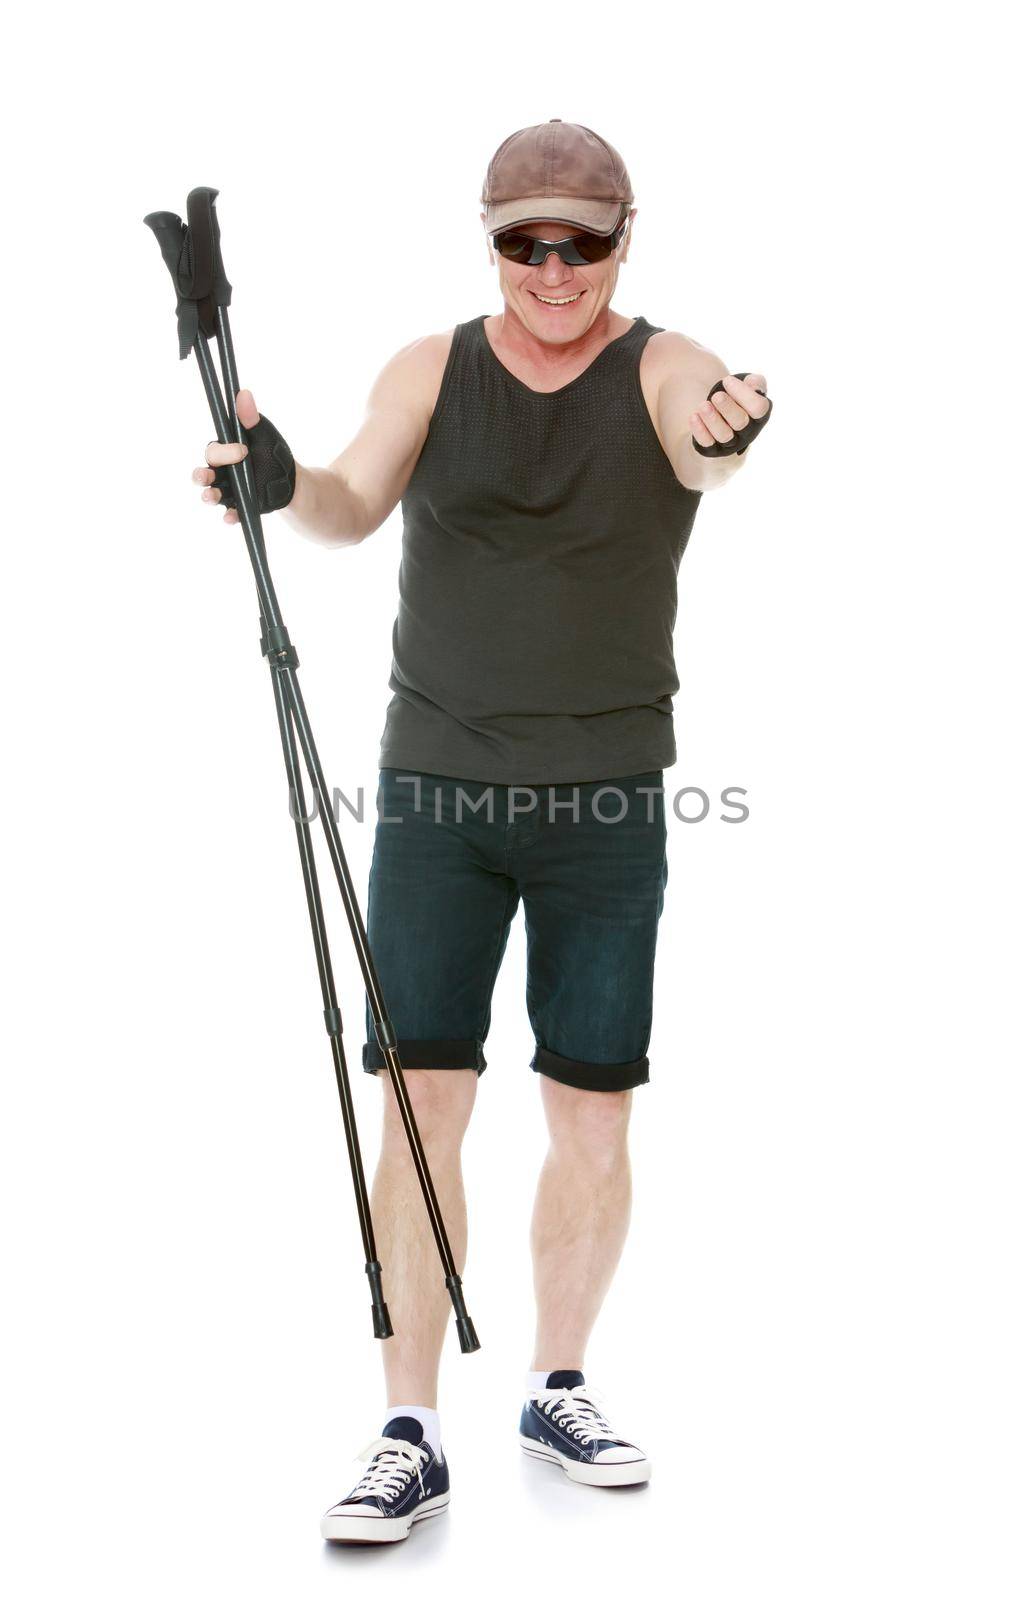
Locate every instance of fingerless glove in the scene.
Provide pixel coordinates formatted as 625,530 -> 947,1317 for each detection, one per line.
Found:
213,413 -> 296,512
693,373 -> 772,458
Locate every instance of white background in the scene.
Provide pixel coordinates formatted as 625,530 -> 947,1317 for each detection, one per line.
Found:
3,2 -> 1026,1595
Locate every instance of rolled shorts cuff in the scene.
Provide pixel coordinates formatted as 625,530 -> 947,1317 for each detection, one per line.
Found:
530,1045 -> 650,1092
361,1038 -> 487,1075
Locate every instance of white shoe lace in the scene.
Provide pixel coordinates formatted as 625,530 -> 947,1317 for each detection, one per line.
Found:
346,1437 -> 429,1503
526,1384 -> 621,1445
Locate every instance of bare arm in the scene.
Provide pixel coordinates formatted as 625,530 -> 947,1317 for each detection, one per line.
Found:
646,332 -> 768,492
192,331 -> 453,545
284,332 -> 453,546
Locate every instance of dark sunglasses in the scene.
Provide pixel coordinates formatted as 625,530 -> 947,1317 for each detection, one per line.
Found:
491,220 -> 628,267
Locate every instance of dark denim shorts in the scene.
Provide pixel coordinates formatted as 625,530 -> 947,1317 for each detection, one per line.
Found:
361,769 -> 668,1092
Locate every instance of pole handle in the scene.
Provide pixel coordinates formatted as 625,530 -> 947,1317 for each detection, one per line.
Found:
143,186 -> 233,358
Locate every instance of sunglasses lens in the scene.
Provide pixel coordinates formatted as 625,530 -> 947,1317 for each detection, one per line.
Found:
494,231 -> 534,263
573,224 -> 625,262
570,235 -> 610,263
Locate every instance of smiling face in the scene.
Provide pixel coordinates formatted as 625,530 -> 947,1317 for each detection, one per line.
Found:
482,212 -> 635,347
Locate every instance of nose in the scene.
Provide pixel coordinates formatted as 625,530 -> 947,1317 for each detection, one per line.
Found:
536,249 -> 575,286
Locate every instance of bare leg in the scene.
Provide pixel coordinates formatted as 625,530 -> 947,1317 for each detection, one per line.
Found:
372,1068 -> 478,1408
530,1078 -> 633,1370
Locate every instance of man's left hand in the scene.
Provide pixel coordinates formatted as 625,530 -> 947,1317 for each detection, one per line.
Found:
690,372 -> 771,454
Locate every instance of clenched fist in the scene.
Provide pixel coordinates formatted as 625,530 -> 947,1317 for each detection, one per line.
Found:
691,372 -> 772,458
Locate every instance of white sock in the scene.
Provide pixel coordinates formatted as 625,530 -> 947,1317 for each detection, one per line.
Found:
384,1404 -> 442,1460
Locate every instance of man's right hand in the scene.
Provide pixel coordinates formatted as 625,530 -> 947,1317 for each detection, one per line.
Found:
191,390 -> 295,524
188,331 -> 450,548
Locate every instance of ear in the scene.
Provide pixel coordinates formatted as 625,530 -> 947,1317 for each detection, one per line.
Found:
620,207 -> 637,264
480,210 -> 496,267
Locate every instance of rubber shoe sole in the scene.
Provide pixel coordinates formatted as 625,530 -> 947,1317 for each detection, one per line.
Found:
320,1490 -> 451,1544
520,1438 -> 651,1486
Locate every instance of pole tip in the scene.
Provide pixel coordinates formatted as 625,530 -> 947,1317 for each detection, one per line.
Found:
456,1316 -> 480,1354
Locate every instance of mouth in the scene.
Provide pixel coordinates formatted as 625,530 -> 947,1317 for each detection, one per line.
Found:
527,289 -> 586,309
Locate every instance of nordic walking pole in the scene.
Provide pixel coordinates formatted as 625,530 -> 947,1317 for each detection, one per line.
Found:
144,187 -> 479,1353
199,326 -> 477,1351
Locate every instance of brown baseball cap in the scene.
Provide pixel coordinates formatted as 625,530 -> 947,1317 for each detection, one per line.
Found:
481,119 -> 633,236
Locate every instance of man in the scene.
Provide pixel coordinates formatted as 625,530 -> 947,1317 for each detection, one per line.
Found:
193,119 -> 771,1543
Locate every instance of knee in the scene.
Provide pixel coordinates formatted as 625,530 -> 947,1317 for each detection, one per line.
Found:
542,1080 -> 632,1169
381,1068 -> 477,1152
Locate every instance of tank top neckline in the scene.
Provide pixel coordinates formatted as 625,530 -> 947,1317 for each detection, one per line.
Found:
472,313 -> 645,399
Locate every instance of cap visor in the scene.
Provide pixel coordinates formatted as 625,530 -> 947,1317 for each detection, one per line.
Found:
485,196 -> 624,235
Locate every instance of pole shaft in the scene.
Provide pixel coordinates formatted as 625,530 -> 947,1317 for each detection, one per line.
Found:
215,307 -> 259,513
280,665 -> 459,1278
193,336 -> 281,629
268,667 -> 379,1268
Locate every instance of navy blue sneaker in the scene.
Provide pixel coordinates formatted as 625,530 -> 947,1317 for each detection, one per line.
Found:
519,1370 -> 651,1486
321,1416 -> 450,1543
